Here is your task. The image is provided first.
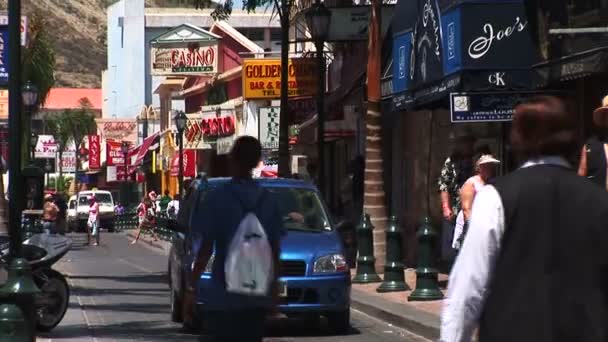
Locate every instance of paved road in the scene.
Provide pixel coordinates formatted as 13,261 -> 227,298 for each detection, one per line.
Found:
37,232 -> 430,342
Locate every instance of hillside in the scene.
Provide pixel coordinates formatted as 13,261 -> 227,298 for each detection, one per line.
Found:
0,0 -> 199,88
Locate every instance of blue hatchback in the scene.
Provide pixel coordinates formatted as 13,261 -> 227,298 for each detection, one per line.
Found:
168,177 -> 352,333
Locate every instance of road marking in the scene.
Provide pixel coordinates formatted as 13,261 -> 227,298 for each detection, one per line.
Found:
117,257 -> 155,273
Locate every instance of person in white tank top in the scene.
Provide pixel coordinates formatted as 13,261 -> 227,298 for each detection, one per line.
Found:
453,154 -> 500,249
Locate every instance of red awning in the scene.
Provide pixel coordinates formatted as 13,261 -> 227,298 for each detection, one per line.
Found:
133,132 -> 160,167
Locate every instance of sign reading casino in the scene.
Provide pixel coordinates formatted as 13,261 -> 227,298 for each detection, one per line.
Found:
152,44 -> 218,75
242,58 -> 318,99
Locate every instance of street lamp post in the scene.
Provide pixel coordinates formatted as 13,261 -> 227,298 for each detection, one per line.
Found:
23,81 -> 39,163
0,1 -> 41,340
44,159 -> 52,190
306,1 -> 331,199
29,133 -> 37,163
121,141 -> 130,207
174,111 -> 187,203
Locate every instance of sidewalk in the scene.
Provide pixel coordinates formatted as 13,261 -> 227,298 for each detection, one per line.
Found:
126,232 -> 446,340
351,269 -> 447,340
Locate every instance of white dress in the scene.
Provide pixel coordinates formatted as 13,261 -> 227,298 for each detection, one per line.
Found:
452,176 -> 485,249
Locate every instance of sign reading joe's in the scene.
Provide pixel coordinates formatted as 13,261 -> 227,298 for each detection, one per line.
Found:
150,24 -> 220,76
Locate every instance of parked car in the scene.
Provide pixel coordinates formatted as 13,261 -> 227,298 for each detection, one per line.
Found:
168,177 -> 351,333
73,190 -> 116,232
67,195 -> 78,232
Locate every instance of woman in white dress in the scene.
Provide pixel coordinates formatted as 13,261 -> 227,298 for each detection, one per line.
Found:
452,154 -> 500,249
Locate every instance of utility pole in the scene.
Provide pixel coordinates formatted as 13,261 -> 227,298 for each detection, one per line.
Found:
277,0 -> 291,177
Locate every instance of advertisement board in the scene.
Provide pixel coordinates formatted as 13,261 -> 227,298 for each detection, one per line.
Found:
170,150 -> 196,177
35,135 -> 58,159
56,151 -> 76,173
0,15 -> 28,46
88,135 -> 101,170
184,111 -> 236,150
151,44 -> 218,76
242,58 -> 318,99
259,107 -> 280,150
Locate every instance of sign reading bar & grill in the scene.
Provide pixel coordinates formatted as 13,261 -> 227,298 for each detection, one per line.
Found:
242,58 -> 318,99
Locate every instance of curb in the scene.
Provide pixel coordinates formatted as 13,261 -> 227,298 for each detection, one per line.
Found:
350,287 -> 440,340
125,231 -> 171,255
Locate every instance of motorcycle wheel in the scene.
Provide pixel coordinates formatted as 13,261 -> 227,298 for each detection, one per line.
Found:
35,269 -> 70,332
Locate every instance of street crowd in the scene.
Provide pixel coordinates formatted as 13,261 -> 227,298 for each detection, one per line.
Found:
439,96 -> 608,342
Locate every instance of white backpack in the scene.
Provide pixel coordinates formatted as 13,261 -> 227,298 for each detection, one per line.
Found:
224,191 -> 273,296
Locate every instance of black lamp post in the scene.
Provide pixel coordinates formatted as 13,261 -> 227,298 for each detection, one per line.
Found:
306,1 -> 331,199
0,2 -> 41,339
44,159 -> 52,190
23,81 -> 39,163
174,110 -> 187,202
29,133 -> 37,162
121,141 -> 130,207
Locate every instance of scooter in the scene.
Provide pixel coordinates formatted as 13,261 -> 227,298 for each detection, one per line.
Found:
0,232 -> 72,332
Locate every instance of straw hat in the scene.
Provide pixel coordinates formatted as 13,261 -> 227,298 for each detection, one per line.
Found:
477,154 -> 500,165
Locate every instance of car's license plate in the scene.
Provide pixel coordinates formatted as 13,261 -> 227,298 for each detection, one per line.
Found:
278,281 -> 287,297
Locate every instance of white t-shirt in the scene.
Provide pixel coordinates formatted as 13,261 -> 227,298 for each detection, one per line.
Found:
167,200 -> 179,216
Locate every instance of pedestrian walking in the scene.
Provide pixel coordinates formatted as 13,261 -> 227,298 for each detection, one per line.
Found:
54,193 -> 68,235
452,153 -> 500,250
88,195 -> 100,246
441,96 -> 608,342
42,194 -> 59,234
189,136 -> 284,342
438,131 -> 476,269
159,190 -> 171,213
578,94 -> 608,189
130,196 -> 158,244
166,194 -> 179,220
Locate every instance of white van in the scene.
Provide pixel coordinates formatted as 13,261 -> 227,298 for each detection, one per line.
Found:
73,190 -> 116,232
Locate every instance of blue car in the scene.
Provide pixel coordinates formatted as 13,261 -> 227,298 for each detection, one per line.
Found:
168,177 -> 352,333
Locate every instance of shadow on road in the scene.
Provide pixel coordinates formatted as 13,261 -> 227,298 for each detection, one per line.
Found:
68,273 -> 168,284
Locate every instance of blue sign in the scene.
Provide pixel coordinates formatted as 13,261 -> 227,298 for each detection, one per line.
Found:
392,31 -> 412,94
442,7 -> 462,75
450,91 -> 541,123
0,26 -> 8,85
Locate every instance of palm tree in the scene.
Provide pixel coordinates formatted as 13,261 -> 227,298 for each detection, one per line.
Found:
46,110 -> 73,192
365,0 -> 388,270
66,99 -> 97,193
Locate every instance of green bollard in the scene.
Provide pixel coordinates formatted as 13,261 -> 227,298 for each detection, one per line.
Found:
377,216 -> 408,292
0,304 -> 29,341
352,213 -> 381,283
408,217 -> 443,301
0,258 -> 40,342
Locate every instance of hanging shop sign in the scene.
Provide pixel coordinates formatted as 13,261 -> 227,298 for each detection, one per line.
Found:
151,44 -> 219,76
35,135 -> 58,159
0,27 -> 8,85
184,110 -> 236,150
242,58 -> 318,99
259,107 -> 280,150
88,135 -> 101,170
0,15 -> 28,46
288,98 -> 316,124
323,6 -> 394,42
170,149 -> 196,177
106,140 -> 126,166
450,91 -> 554,123
0,90 -> 7,119
56,151 -> 76,173
99,120 -> 137,141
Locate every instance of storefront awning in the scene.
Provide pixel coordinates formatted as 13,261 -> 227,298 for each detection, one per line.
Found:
132,132 -> 160,167
178,66 -> 243,97
533,46 -> 608,87
390,0 -> 539,111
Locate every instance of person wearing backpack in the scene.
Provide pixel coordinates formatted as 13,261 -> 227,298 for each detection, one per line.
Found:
190,136 -> 284,342
578,95 -> 608,189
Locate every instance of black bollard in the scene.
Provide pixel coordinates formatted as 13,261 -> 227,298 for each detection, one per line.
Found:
0,259 -> 40,341
377,216 -> 408,292
408,217 -> 443,301
352,213 -> 381,283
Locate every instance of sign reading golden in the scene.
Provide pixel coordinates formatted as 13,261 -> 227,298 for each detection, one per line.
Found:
242,58 -> 319,99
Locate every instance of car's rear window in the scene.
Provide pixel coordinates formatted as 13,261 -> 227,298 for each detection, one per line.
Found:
195,181 -> 331,232
79,193 -> 113,205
